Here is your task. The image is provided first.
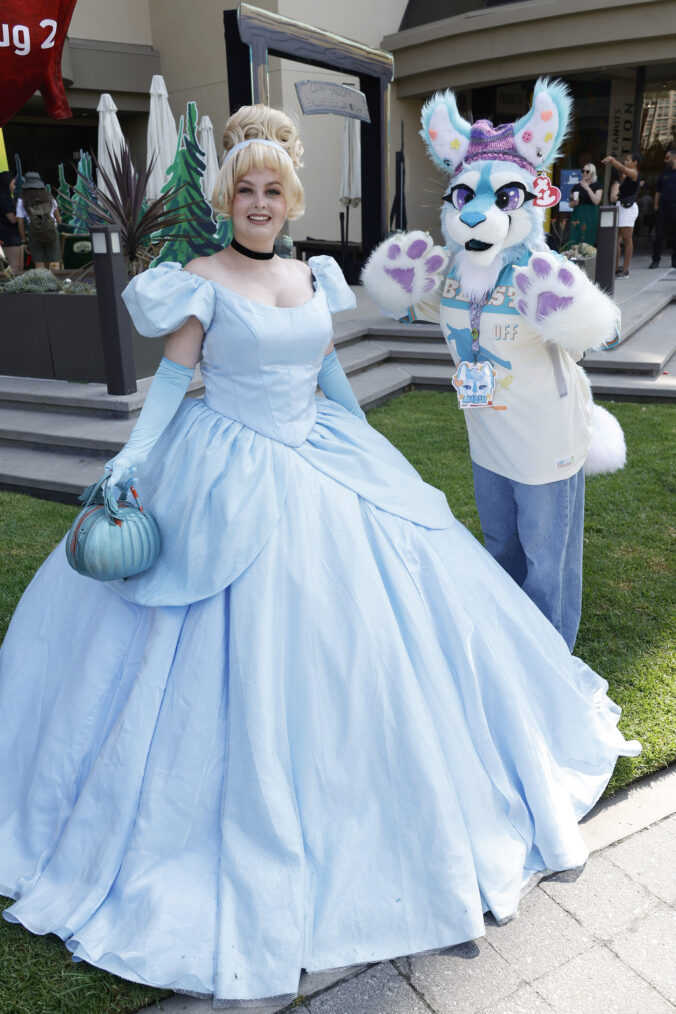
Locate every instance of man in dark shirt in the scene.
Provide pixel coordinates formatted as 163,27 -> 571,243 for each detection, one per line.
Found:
650,148 -> 676,268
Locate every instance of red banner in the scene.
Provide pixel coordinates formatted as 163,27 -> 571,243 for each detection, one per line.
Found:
1,1 -> 78,126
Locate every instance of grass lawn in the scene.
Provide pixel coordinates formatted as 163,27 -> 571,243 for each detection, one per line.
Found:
368,393 -> 675,795
0,394 -> 673,1014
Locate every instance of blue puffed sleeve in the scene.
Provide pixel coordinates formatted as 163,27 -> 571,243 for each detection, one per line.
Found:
308,255 -> 357,313
122,262 -> 216,338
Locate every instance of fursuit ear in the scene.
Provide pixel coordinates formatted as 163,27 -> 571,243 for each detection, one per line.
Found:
420,91 -> 471,174
513,78 -> 572,171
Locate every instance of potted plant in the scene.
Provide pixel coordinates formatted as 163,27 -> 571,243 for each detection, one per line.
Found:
0,103 -> 231,385
563,241 -> 597,283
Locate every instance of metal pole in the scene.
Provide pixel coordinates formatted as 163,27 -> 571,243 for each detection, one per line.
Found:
595,205 -> 619,297
90,225 -> 137,395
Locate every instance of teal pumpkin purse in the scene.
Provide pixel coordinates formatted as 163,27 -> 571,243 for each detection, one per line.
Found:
66,474 -> 161,581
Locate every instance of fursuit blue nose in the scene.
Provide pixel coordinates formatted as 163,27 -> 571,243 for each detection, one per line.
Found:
459,167 -> 497,227
460,207 -> 487,228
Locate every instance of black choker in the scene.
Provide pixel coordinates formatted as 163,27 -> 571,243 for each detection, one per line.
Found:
231,237 -> 275,260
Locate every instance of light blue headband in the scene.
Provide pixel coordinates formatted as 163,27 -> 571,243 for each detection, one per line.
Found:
224,138 -> 292,163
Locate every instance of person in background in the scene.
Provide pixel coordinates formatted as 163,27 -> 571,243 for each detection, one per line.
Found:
567,163 -> 603,245
15,171 -> 61,269
0,171 -> 24,273
603,152 -> 641,277
649,148 -> 676,269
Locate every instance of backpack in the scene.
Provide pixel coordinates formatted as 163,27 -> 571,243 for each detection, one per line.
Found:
24,190 -> 58,244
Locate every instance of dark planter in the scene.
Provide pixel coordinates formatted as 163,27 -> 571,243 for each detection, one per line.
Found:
0,293 -> 55,379
45,293 -> 107,382
0,293 -> 163,384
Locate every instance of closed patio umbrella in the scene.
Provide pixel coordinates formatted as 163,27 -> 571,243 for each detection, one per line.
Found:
197,115 -> 220,203
146,75 -> 179,202
96,93 -> 126,200
339,115 -> 361,268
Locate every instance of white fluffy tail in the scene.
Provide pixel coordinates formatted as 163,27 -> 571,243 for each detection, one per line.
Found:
586,403 -> 626,476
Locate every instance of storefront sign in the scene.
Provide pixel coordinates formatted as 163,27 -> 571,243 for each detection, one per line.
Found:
608,74 -> 636,160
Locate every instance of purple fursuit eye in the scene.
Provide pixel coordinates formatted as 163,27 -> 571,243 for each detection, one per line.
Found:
443,185 -> 474,210
495,185 -> 527,211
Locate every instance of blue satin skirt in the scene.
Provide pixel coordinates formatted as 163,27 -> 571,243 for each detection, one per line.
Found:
0,400 -> 640,1007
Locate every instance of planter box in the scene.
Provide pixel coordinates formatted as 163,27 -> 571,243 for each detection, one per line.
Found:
0,293 -> 162,384
568,256 -> 597,283
0,293 -> 55,379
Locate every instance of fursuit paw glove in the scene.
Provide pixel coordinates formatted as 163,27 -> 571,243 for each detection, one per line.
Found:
361,231 -> 449,319
513,252 -> 621,357
317,350 -> 366,420
106,356 -> 195,488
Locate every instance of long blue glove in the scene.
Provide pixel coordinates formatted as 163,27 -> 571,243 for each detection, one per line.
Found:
107,356 -> 195,487
317,350 -> 365,420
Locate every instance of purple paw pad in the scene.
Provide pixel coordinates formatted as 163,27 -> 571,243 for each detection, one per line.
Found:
387,243 -> 401,260
558,267 -> 574,287
423,277 -> 435,292
536,291 -> 573,321
425,255 -> 443,273
385,266 -> 415,293
532,257 -> 551,278
515,273 -> 531,294
517,299 -> 528,316
407,239 -> 427,260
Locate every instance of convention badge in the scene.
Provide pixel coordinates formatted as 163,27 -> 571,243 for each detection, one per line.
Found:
451,361 -> 497,409
532,173 -> 561,208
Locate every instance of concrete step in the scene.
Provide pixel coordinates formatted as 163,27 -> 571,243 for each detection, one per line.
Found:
615,289 -> 673,341
332,319 -> 383,347
0,406 -> 134,455
584,301 -> 676,375
349,362 -> 412,409
0,371 -> 205,417
366,320 -> 442,341
589,349 -> 676,400
384,340 -> 449,363
0,444 -> 108,500
404,362 -> 454,387
337,340 -> 389,376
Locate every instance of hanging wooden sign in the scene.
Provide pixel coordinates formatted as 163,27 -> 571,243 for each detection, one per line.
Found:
295,81 -> 370,122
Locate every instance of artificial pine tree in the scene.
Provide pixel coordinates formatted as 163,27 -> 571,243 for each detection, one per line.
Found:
151,101 -> 231,266
56,163 -> 75,229
71,151 -> 104,234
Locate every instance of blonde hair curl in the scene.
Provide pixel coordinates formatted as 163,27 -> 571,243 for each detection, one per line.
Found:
211,105 -> 305,220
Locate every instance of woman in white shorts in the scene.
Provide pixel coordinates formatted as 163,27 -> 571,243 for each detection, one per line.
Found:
603,152 -> 641,277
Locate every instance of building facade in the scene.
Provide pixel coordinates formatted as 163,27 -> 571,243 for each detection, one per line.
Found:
4,0 -> 675,249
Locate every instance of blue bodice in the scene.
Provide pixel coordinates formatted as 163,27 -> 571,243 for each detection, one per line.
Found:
123,257 -> 352,447
118,257 -> 454,606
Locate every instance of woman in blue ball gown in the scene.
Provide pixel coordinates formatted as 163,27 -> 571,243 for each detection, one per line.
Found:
0,105 -> 639,1010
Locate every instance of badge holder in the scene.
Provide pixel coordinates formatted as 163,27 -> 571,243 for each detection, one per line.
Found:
451,298 -> 499,410
452,357 -> 497,409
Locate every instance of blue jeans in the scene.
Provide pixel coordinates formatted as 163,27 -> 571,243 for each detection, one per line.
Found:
471,462 -> 585,650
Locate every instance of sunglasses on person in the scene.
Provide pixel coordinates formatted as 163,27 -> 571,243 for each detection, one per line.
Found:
582,169 -> 591,174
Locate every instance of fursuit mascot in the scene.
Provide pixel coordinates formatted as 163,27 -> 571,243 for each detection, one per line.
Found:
362,78 -> 625,650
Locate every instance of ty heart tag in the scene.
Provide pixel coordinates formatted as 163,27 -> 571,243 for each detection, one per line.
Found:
532,173 -> 561,209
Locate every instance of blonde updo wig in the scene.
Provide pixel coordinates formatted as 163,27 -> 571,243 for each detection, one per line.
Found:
212,105 -> 305,220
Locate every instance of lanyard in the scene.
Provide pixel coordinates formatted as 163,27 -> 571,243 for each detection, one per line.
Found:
469,296 -> 488,360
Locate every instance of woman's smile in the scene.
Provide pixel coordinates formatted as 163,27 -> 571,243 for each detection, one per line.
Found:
231,167 -> 287,249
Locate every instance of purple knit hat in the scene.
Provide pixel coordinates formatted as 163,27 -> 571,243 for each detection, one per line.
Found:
457,119 -> 536,177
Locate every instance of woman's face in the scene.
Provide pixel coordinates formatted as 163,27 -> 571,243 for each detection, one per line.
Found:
582,166 -> 593,180
622,155 -> 637,171
9,177 -> 15,194
231,166 -> 287,249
